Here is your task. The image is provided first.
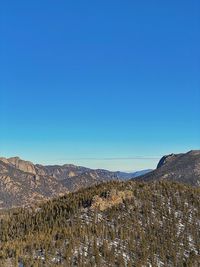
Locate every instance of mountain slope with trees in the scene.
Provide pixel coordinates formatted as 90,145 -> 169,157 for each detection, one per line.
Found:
0,180 -> 199,267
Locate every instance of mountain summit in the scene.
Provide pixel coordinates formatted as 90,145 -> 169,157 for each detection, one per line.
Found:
135,150 -> 200,186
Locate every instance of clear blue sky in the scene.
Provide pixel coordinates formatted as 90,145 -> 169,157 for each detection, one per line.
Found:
0,0 -> 199,171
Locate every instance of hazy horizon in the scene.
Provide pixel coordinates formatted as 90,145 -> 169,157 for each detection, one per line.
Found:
0,148 -> 198,172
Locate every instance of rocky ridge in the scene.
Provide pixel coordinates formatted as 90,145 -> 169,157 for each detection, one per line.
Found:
0,156 -> 148,209
135,150 -> 200,186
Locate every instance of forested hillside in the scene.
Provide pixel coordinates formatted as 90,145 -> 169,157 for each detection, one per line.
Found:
0,180 -> 199,267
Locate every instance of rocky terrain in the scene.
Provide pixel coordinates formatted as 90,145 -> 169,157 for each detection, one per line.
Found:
0,151 -> 200,266
1,150 -> 199,210
0,156 -> 148,209
135,150 -> 200,186
0,159 -> 68,209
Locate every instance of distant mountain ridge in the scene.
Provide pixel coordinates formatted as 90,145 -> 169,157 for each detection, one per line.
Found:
134,150 -> 200,186
1,151 -> 200,266
0,156 -> 150,209
2,149 -> 199,210
115,169 -> 152,180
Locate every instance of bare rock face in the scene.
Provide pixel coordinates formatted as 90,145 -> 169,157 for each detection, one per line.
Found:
91,189 -> 133,211
0,157 -> 9,164
135,150 -> 200,187
0,159 -> 68,209
7,157 -> 36,174
157,153 -> 180,168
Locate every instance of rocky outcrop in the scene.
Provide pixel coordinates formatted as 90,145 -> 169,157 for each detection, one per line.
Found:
0,159 -> 68,209
91,189 -> 133,211
157,153 -> 179,168
6,157 -> 36,174
135,150 -> 200,186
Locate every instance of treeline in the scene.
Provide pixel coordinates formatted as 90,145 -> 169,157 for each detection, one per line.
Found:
0,180 -> 199,266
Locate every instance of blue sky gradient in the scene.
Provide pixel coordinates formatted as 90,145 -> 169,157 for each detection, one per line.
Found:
0,0 -> 199,171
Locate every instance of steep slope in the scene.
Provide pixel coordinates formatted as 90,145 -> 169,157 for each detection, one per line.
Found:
1,156 -> 37,174
134,150 -> 200,186
0,160 -> 68,209
0,180 -> 199,266
0,156 -> 147,209
0,159 -> 117,209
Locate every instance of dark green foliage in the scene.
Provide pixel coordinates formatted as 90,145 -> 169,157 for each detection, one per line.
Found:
0,180 -> 199,266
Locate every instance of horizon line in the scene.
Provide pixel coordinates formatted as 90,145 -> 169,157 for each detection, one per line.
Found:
57,156 -> 161,161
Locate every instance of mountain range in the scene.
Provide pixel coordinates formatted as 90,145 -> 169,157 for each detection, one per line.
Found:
0,150 -> 199,210
0,150 -> 200,266
0,156 -> 151,209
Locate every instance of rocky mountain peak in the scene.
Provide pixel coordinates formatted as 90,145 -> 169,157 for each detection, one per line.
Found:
157,153 -> 178,168
6,156 -> 36,174
136,150 -> 200,186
